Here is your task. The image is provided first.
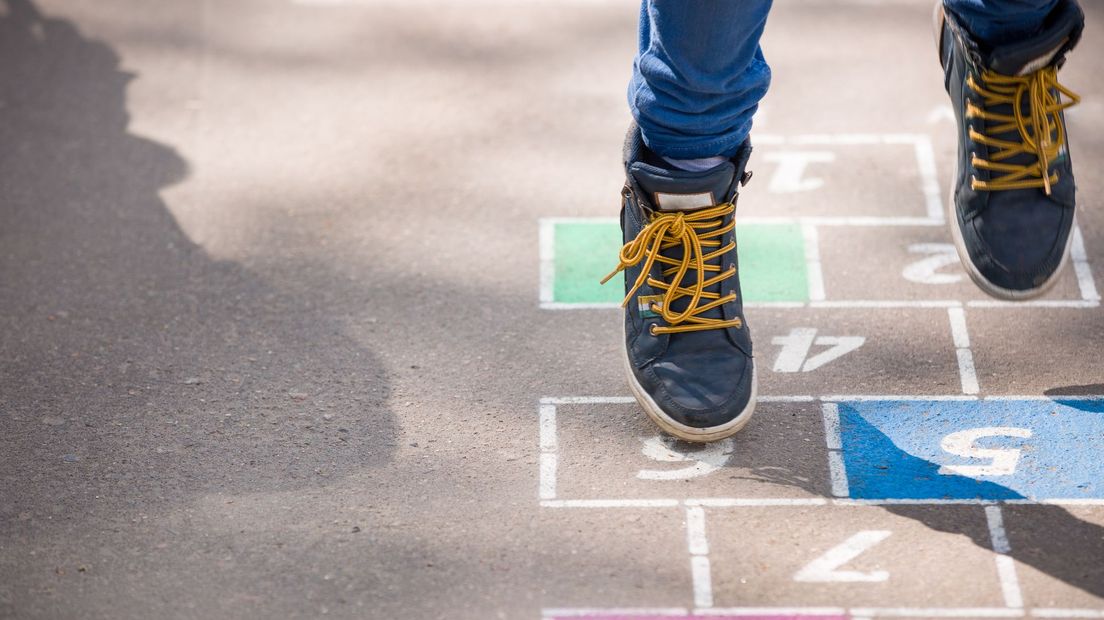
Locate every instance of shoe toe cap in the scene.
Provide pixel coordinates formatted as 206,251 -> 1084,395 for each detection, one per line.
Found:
962,198 -> 1072,292
637,350 -> 755,430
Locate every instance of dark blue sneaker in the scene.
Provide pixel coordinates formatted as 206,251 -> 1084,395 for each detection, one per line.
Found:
601,125 -> 756,442
934,0 -> 1083,299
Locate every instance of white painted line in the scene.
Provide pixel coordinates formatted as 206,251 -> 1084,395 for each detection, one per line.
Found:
540,453 -> 557,500
835,498 -> 999,506
690,556 -> 713,609
696,608 -> 848,617
849,607 -> 1025,618
828,452 -> 850,498
995,555 -> 1024,608
947,307 -> 971,348
685,506 -> 709,555
1071,224 -> 1101,302
539,499 -> 680,508
986,505 -> 1025,608
684,497 -> 830,507
539,396 -> 636,405
821,394 -> 978,401
539,404 -> 557,452
758,395 -> 818,402
803,223 -> 827,302
913,134 -> 945,222
985,505 -> 1012,554
985,395 -> 1104,401
539,218 -> 555,305
948,307 -> 980,395
1007,499 -> 1104,505
684,506 -> 714,609
811,300 -> 962,308
967,299 -> 1100,309
542,608 -> 689,618
821,402 -> 850,498
821,403 -> 842,450
1032,610 -> 1104,618
539,403 -> 558,500
956,348 -> 981,395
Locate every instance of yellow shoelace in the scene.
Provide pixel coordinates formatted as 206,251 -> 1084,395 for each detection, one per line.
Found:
600,203 -> 742,335
966,66 -> 1079,195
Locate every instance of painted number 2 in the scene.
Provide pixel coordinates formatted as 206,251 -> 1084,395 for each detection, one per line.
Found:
937,427 -> 1033,477
902,243 -> 962,285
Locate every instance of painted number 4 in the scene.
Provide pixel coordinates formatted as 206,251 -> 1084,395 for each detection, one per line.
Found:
772,328 -> 866,373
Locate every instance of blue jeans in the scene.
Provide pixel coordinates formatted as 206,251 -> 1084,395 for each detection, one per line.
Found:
630,0 -> 1061,159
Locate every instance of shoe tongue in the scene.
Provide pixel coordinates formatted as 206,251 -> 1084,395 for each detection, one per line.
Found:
989,37 -> 1068,76
984,2 -> 1081,76
629,161 -> 736,211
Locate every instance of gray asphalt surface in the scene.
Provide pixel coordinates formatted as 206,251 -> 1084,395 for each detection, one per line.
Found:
2,0 -> 1103,618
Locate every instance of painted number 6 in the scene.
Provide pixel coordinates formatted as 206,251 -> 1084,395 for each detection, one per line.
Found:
937,427 -> 1033,477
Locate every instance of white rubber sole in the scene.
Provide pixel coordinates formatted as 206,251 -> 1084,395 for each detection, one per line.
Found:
946,158 -> 1074,301
622,335 -> 757,444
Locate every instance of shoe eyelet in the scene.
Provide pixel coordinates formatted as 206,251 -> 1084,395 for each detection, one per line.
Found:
648,324 -> 658,336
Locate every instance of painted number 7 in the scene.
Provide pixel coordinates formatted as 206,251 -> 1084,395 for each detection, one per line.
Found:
937,427 -> 1033,477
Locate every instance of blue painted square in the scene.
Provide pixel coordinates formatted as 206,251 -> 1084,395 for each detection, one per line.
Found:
838,399 -> 1104,500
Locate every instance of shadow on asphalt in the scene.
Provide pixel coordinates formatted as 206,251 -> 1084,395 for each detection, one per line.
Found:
742,397 -> 1104,600
0,0 -> 396,600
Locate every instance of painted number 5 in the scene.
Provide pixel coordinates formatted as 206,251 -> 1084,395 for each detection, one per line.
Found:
937,427 -> 1033,477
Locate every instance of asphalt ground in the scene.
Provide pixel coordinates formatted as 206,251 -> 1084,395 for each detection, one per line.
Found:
2,0 -> 1104,618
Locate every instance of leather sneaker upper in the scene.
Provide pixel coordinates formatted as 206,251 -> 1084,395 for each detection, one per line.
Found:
936,0 -> 1083,295
605,125 -> 754,430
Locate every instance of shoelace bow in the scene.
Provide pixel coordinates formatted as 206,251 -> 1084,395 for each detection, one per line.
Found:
601,202 -> 742,335
966,66 -> 1079,195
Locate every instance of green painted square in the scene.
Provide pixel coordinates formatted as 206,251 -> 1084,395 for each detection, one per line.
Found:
551,221 -> 809,304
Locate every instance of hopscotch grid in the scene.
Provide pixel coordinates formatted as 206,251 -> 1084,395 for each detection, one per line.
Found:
538,395 -> 1104,507
537,135 -> 1100,616
538,396 -> 1104,615
540,132 -> 1099,310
